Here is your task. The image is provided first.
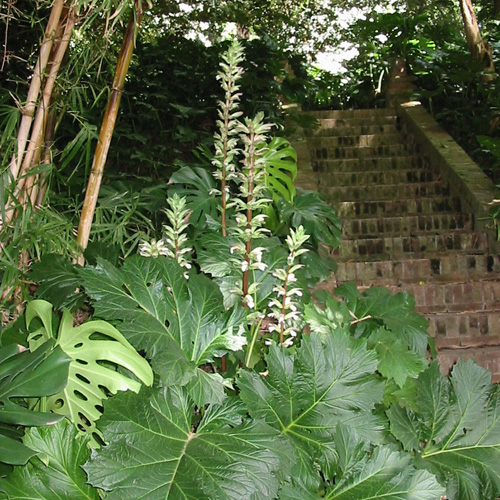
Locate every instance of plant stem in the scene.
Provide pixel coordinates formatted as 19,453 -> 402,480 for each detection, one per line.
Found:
242,128 -> 256,299
76,0 -> 145,263
245,318 -> 263,368
279,263 -> 291,344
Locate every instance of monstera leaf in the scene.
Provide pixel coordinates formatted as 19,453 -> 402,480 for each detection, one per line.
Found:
280,425 -> 445,499
84,386 -> 294,500
25,299 -> 153,442
238,333 -> 385,485
0,341 -> 70,465
387,361 -> 500,499
79,256 -> 246,405
263,136 -> 297,202
0,419 -> 99,499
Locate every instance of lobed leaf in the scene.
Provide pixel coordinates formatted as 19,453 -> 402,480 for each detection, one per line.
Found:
336,283 -> 430,356
280,425 -> 445,500
84,386 -> 293,500
0,419 -> 99,499
238,333 -> 385,484
388,360 -> 500,499
80,256 -> 246,405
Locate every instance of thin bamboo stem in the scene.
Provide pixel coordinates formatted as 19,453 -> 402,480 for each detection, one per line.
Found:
17,7 -> 76,188
9,0 -> 65,181
3,6 -> 75,229
76,1 -> 145,263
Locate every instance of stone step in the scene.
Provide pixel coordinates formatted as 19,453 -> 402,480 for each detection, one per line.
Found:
312,143 -> 417,160
341,214 -> 473,238
317,168 -> 437,187
335,232 -> 489,260
335,254 -> 500,283
307,123 -> 400,137
437,344 -> 500,383
429,311 -> 500,342
309,108 -> 393,119
313,155 -> 427,173
402,279 -> 500,314
308,133 -> 410,148
324,181 -> 449,203
336,196 -> 462,218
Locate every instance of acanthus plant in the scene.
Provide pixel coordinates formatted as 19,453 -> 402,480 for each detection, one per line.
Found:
1,40 -> 500,500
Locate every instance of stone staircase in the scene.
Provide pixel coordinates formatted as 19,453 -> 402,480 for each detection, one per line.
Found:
295,107 -> 500,381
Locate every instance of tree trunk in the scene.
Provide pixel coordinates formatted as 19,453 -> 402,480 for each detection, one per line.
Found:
76,1 -> 145,263
459,0 -> 496,77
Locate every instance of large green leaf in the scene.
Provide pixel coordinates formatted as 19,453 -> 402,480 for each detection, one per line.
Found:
168,166 -> 219,228
26,300 -> 153,442
307,290 -> 428,386
84,386 -> 294,500
30,254 -> 84,311
336,283 -> 430,356
277,190 -> 341,249
0,419 -> 99,499
238,333 -> 385,485
369,327 -> 427,387
388,360 -> 500,499
263,136 -> 297,202
0,342 -> 70,465
79,257 -> 246,405
280,425 -> 445,499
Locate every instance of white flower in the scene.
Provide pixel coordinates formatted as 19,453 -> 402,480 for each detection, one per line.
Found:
264,339 -> 273,346
244,294 -> 255,309
138,239 -> 169,258
241,260 -> 249,272
282,337 -> 294,348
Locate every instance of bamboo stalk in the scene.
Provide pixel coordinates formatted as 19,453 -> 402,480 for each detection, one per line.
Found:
17,6 -> 76,190
9,0 -> 65,181
76,1 -> 145,263
3,5 -> 75,230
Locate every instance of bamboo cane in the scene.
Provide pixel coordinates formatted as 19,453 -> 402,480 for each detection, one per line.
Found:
76,1 -> 145,263
2,4 -> 75,231
9,0 -> 65,181
17,7 -> 76,191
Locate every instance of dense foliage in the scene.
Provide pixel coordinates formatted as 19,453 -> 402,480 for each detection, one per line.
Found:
1,38 -> 500,500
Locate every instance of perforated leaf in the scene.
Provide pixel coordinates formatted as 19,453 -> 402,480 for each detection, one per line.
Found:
263,136 -> 297,202
238,333 -> 385,484
79,257 -> 246,405
84,386 -> 293,500
26,300 -> 153,442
